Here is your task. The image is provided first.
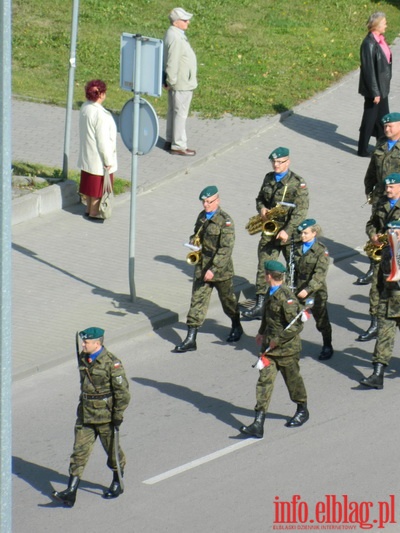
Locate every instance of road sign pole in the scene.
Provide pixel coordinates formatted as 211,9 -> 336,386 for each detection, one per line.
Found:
128,36 -> 142,302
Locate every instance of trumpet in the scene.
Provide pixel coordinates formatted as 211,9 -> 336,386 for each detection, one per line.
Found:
364,234 -> 388,262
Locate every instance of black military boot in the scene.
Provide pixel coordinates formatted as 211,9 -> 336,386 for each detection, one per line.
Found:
355,263 -> 374,285
226,316 -> 244,342
359,362 -> 385,389
319,335 -> 334,360
172,327 -> 198,353
241,294 -> 265,320
286,403 -> 309,428
239,411 -> 265,438
52,475 -> 80,507
103,470 -> 124,499
356,316 -> 378,342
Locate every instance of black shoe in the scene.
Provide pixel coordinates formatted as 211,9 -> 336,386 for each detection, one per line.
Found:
239,411 -> 265,438
355,267 -> 374,285
103,472 -> 124,499
241,295 -> 265,320
286,403 -> 309,428
356,317 -> 378,342
52,475 -> 80,507
172,327 -> 198,353
88,215 -> 105,223
226,318 -> 243,342
319,345 -> 334,360
359,363 -> 384,389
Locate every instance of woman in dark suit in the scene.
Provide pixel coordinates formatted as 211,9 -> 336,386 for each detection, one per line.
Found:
358,12 -> 392,157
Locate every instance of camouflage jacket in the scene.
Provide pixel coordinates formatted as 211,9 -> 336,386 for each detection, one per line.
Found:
77,347 -> 130,425
255,170 -> 309,243
377,245 -> 400,317
366,196 -> 400,238
258,283 -> 303,357
293,240 -> 330,297
364,139 -> 400,202
191,207 -> 235,282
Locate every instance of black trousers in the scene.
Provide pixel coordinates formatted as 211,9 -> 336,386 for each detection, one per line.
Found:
358,96 -> 389,155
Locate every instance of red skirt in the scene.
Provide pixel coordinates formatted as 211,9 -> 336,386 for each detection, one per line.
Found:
79,170 -> 114,198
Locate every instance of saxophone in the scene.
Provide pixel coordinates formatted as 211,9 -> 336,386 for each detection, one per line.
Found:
364,234 -> 389,262
245,204 -> 289,236
186,227 -> 202,265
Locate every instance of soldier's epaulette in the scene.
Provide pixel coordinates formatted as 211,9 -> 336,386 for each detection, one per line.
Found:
289,172 -> 307,189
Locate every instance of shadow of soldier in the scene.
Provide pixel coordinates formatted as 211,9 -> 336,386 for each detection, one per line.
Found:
132,377 -> 289,430
12,456 -> 104,508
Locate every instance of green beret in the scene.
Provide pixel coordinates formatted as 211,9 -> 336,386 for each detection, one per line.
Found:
387,220 -> 400,229
199,185 -> 218,200
384,173 -> 400,185
269,147 -> 289,160
298,218 -> 316,232
264,260 -> 286,273
382,112 -> 400,124
79,327 -> 105,340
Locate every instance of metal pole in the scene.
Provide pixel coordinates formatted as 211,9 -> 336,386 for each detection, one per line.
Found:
128,36 -> 142,302
0,0 -> 13,530
62,0 -> 80,179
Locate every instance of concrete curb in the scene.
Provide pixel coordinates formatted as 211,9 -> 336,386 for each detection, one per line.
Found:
12,180 -> 79,226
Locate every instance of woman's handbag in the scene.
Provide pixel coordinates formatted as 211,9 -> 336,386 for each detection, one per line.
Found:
99,169 -> 113,219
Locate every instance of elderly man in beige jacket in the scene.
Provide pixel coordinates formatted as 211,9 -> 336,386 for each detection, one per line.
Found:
163,7 -> 198,156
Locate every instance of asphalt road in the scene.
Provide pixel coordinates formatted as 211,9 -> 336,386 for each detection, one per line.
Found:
12,257 -> 400,532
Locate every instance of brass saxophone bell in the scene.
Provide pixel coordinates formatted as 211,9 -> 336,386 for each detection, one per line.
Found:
262,220 -> 282,237
186,251 -> 201,265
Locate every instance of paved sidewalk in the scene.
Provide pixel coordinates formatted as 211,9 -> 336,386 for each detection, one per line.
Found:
12,39 -> 400,380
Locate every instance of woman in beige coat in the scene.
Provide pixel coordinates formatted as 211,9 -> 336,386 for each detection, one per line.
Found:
78,80 -> 117,221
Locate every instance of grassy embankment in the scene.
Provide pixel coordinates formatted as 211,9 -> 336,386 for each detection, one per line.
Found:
11,0 -> 400,186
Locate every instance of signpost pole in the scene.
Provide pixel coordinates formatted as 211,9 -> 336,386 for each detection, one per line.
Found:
128,36 -> 142,302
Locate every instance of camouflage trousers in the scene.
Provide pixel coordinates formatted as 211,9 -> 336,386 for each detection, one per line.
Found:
372,297 -> 400,366
255,239 -> 290,295
304,292 -> 332,342
69,421 -> 126,478
186,277 -> 239,328
368,261 -> 380,316
255,355 -> 307,413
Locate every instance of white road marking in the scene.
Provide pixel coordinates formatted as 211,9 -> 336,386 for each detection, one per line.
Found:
143,438 -> 260,485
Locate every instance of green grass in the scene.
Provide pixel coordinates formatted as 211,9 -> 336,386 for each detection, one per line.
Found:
12,0 -> 400,119
12,161 -> 131,195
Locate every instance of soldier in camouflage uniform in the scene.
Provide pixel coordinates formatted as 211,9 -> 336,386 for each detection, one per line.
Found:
52,327 -> 130,507
360,220 -> 400,389
173,186 -> 243,353
240,260 -> 309,439
242,147 -> 309,320
293,219 -> 333,360
357,173 -> 400,343
356,112 -> 400,292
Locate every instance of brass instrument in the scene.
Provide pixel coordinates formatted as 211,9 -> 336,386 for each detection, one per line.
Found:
186,228 -> 202,265
245,204 -> 290,236
364,234 -> 388,262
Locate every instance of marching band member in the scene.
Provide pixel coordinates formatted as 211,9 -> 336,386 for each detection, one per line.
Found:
239,260 -> 309,439
242,147 -> 309,320
360,219 -> 400,389
172,186 -> 243,353
358,173 -> 400,342
293,219 -> 333,360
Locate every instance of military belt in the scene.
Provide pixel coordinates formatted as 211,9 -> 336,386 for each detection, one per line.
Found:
82,392 -> 112,400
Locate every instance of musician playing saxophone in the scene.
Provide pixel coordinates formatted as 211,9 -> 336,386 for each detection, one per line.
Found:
173,186 -> 243,353
242,147 -> 309,320
360,219 -> 400,389
293,219 -> 333,360
358,173 -> 400,342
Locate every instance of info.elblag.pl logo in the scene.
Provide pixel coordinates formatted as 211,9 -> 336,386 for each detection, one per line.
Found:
273,494 -> 396,530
